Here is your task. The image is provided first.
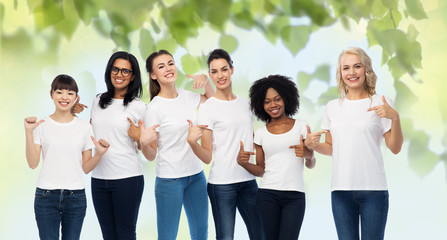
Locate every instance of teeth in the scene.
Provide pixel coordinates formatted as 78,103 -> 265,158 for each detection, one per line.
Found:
115,79 -> 124,84
165,73 -> 173,78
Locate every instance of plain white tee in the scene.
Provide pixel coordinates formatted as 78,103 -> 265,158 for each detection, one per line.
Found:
144,89 -> 203,178
321,94 -> 392,191
33,116 -> 94,190
90,95 -> 147,180
254,119 -> 308,192
198,96 -> 256,184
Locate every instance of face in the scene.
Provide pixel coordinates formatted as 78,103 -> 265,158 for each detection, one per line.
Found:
150,54 -> 177,85
264,88 -> 285,119
208,58 -> 233,90
51,89 -> 77,112
111,58 -> 134,92
340,53 -> 366,91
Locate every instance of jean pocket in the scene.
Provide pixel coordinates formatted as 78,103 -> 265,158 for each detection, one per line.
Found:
160,178 -> 180,184
34,188 -> 48,198
70,190 -> 86,199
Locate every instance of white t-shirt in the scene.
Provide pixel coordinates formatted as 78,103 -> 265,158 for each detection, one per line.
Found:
90,95 -> 147,179
198,96 -> 256,184
33,117 -> 94,190
144,89 -> 203,178
254,119 -> 308,192
321,94 -> 392,191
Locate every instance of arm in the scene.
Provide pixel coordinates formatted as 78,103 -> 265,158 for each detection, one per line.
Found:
188,128 -> 213,164
237,142 -> 265,177
127,117 -> 141,150
24,117 -> 43,169
313,130 -> 333,156
82,137 -> 110,174
186,74 -> 215,104
140,120 -> 160,161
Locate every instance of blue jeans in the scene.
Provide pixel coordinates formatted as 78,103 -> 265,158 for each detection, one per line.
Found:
208,180 -> 264,240
91,175 -> 144,240
155,171 -> 208,240
331,191 -> 389,240
34,188 -> 86,240
256,189 -> 305,240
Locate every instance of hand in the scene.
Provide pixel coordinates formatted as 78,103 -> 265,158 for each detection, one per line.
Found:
127,117 -> 141,142
237,141 -> 255,166
187,120 -> 208,144
186,74 -> 208,89
91,136 -> 110,155
304,125 -> 327,150
140,120 -> 160,146
24,117 -> 44,133
71,96 -> 88,115
367,96 -> 399,121
289,135 -> 306,158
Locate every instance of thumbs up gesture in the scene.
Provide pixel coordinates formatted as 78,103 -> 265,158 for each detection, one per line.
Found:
127,117 -> 141,143
90,136 -> 110,155
237,141 -> 255,166
367,96 -> 399,121
24,117 -> 45,133
304,125 -> 327,150
187,120 -> 208,144
71,95 -> 88,115
140,120 -> 160,146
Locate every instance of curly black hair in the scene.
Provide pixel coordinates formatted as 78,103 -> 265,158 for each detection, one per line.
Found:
249,75 -> 299,123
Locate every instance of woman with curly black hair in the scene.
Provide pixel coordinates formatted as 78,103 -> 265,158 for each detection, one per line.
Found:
241,75 -> 315,240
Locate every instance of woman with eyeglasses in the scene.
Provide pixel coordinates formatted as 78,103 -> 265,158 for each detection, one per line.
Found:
89,51 -> 147,239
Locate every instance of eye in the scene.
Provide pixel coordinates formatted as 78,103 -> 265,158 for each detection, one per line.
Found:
343,67 -> 349,70
355,65 -> 362,69
111,67 -> 119,72
122,69 -> 130,75
68,92 -> 75,95
158,65 -> 164,69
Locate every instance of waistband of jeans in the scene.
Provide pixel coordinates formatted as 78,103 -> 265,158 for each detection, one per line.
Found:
36,187 -> 85,194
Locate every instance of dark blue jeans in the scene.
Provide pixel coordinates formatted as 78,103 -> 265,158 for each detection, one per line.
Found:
331,190 -> 389,240
256,189 -> 305,240
91,175 -> 144,240
34,188 -> 86,240
207,180 -> 264,240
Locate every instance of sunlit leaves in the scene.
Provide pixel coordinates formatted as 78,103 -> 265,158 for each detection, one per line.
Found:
54,0 -> 80,39
290,0 -> 333,26
156,38 -> 178,53
139,29 -> 156,59
162,1 -> 201,46
219,35 -> 238,54
404,0 -> 427,20
73,0 -> 99,25
194,0 -> 231,31
318,87 -> 339,105
181,54 -> 202,74
232,10 -> 255,30
297,64 -> 330,91
280,25 -> 310,55
28,0 -> 64,29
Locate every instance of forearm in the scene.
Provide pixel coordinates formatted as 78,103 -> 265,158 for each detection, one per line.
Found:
141,143 -> 157,161
203,79 -> 215,99
386,117 -> 404,154
188,142 -> 212,164
82,152 -> 103,174
25,133 -> 39,169
240,162 -> 264,177
314,142 -> 332,156
305,157 -> 316,169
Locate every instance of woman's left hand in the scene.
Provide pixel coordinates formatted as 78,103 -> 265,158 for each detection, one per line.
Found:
367,96 -> 399,121
91,136 -> 110,155
289,135 -> 305,158
127,117 -> 141,142
186,74 -> 208,89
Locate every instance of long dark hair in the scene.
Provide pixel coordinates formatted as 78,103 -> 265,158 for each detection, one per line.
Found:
146,49 -> 173,101
99,51 -> 143,108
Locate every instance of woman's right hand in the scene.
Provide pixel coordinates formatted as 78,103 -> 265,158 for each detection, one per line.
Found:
187,120 -> 207,144
237,141 -> 255,166
139,120 -> 160,146
24,117 -> 44,134
304,125 -> 327,150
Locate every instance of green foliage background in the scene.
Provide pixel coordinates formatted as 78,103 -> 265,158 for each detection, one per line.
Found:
1,0 -> 446,239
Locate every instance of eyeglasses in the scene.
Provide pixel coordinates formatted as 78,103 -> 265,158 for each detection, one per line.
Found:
111,66 -> 132,77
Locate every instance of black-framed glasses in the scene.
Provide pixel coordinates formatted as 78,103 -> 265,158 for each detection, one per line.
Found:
111,66 -> 132,77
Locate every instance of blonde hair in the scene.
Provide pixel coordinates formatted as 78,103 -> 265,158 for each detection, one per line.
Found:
336,47 -> 377,98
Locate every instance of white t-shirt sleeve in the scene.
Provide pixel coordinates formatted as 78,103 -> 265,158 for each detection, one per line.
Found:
183,89 -> 201,108
197,103 -> 214,131
83,124 -> 95,152
254,128 -> 264,146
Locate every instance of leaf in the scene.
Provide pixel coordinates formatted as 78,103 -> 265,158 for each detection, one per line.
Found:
297,72 -> 312,91
291,0 -> 333,26
407,24 -> 419,42
54,0 -> 79,39
394,81 -> 417,116
196,0 -> 231,31
219,35 -> 238,54
181,54 -> 203,74
318,87 -> 339,105
408,130 -> 439,177
73,0 -> 99,25
313,64 -> 331,83
156,38 -> 178,53
232,10 -> 255,30
404,0 -> 427,20
381,0 -> 398,9
110,31 -> 130,51
139,29 -> 156,60
280,25 -> 310,55
29,0 -> 65,29
162,2 -> 201,46
150,18 -> 161,34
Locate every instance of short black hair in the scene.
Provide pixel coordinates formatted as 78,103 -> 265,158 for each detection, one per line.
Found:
207,49 -> 233,69
51,74 -> 78,94
249,75 -> 299,123
100,51 -> 143,109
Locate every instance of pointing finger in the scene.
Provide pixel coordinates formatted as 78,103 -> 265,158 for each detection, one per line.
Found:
306,125 -> 312,134
127,117 -> 136,126
197,125 -> 208,129
151,124 -> 160,129
240,141 -> 244,152
367,106 -> 379,112
187,120 -> 193,127
90,136 -> 97,144
382,95 -> 390,106
300,135 -> 303,144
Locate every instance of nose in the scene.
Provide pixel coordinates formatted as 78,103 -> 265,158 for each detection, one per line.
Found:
217,71 -> 223,79
348,67 -> 355,76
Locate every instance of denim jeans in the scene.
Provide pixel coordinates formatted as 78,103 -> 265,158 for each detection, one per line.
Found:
208,180 -> 264,240
331,190 -> 389,240
155,171 -> 208,240
256,189 -> 305,240
91,175 -> 144,240
34,188 -> 86,240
